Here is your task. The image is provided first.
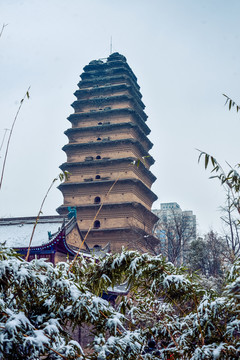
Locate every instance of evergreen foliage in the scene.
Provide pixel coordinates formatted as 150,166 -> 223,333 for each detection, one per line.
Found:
187,232 -> 225,278
0,244 -> 240,359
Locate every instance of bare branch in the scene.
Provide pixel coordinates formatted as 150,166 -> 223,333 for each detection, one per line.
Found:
154,208 -> 195,266
0,87 -> 30,190
0,23 -> 8,39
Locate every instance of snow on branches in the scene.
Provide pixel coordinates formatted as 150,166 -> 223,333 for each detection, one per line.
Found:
0,245 -> 240,359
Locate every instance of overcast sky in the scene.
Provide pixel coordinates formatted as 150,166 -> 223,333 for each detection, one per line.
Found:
0,0 -> 239,235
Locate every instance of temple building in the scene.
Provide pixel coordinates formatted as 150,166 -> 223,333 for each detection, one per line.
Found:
57,52 -> 158,252
0,211 -> 111,260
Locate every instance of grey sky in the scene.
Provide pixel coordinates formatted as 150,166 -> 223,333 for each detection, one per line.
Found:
0,0 -> 239,235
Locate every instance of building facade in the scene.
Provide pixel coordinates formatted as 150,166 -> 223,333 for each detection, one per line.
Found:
153,202 -> 196,264
57,52 -> 158,252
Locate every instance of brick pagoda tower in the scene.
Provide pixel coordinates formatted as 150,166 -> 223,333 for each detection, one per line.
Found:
57,52 -> 158,252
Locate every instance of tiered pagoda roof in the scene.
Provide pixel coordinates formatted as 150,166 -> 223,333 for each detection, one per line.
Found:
57,52 -> 159,252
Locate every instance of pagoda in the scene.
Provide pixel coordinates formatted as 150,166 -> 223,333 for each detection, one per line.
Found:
57,52 -> 158,252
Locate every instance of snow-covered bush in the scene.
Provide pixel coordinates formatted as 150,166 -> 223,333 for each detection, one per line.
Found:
0,244 -> 240,359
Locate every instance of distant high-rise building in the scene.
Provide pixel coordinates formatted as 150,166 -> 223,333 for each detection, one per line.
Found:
57,52 -> 159,252
153,202 -> 196,265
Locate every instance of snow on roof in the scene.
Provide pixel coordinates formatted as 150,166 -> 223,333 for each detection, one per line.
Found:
107,283 -> 129,295
0,216 -> 64,248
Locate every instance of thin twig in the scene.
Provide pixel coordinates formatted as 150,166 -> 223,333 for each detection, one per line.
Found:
25,177 -> 57,261
68,174 -> 122,272
99,310 -> 122,335
0,23 -> 8,39
0,87 -> 30,190
163,322 -> 179,349
45,344 -> 75,359
193,294 -> 205,346
0,129 -> 9,154
23,334 -> 69,359
164,292 -> 187,316
25,172 -> 69,261
150,306 -> 180,349
68,157 -> 147,272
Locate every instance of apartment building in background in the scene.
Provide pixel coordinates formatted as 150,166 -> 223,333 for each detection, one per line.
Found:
153,202 -> 196,265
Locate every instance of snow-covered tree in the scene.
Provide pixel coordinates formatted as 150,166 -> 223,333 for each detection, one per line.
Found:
1,243 -> 240,359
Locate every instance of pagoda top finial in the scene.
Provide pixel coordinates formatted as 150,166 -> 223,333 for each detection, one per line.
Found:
107,52 -> 126,63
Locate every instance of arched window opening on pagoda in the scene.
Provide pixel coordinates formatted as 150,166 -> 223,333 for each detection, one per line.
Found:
97,137 -> 101,141
94,196 -> 101,204
98,122 -> 103,125
94,220 -> 101,229
96,155 -> 101,160
95,175 -> 101,180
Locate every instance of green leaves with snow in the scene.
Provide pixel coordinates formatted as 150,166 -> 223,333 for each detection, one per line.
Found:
1,244 -> 240,358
